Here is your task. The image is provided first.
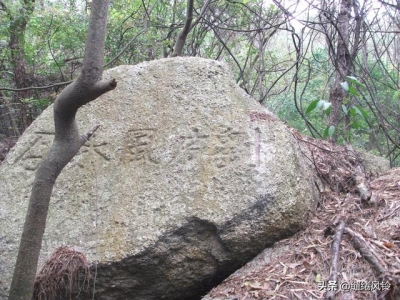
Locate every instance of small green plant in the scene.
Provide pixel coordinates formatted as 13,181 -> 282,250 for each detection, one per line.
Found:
305,99 -> 334,138
305,76 -> 371,141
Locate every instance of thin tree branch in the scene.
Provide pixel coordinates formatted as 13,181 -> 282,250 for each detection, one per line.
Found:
377,0 -> 400,11
325,220 -> 345,300
104,28 -> 147,68
345,228 -> 386,274
0,81 -> 73,92
189,0 -> 211,31
172,0 -> 194,57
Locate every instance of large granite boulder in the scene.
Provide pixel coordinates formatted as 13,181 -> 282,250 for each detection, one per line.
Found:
0,57 -> 317,299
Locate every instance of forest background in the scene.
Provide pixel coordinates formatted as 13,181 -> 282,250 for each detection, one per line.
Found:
1,0 -> 400,166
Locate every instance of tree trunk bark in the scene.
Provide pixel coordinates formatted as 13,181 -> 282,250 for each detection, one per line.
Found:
172,0 -> 194,57
8,0 -> 36,132
328,0 -> 353,140
0,92 -> 20,136
8,1 -> 116,299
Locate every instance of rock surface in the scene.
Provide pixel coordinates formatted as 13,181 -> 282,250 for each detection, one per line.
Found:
0,57 -> 317,299
357,150 -> 390,175
202,244 -> 291,300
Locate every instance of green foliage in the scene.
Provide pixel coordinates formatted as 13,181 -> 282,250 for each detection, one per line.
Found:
22,4 -> 88,80
22,97 -> 52,111
300,75 -> 373,142
323,125 -> 335,139
306,99 -> 331,115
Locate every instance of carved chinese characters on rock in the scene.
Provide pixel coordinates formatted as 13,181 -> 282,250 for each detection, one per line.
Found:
14,127 -> 245,172
74,140 -> 112,168
12,131 -> 54,171
208,127 -> 244,169
123,129 -> 159,165
170,128 -> 209,166
12,131 -> 112,171
122,126 -> 245,170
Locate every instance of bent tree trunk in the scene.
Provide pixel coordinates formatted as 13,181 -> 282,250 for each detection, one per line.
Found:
8,1 -> 116,299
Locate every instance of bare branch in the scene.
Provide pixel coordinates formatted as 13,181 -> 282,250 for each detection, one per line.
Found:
377,204 -> 400,222
325,220 -> 346,300
80,124 -> 101,145
345,228 -> 386,274
377,0 -> 400,10
172,0 -> 194,57
104,28 -> 147,68
190,0 -> 211,31
0,81 -> 73,92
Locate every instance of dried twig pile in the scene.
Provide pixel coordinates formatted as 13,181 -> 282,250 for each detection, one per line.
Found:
33,246 -> 91,300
